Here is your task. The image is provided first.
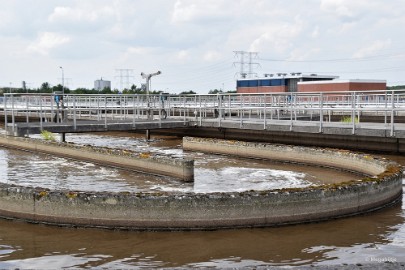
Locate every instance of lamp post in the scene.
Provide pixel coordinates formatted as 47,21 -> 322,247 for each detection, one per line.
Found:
59,66 -> 64,95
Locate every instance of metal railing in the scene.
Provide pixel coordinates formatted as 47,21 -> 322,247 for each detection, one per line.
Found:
2,90 -> 405,136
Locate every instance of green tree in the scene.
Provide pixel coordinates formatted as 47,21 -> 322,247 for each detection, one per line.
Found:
387,85 -> 405,90
39,82 -> 52,93
52,84 -> 70,94
208,89 -> 223,94
100,87 -> 112,94
179,90 -> 196,95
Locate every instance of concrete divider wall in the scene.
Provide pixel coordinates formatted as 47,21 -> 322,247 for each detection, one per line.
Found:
183,137 -> 387,176
0,136 -> 401,230
0,136 -> 194,182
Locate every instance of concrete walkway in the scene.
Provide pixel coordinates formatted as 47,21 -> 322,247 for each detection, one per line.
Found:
7,119 -> 188,136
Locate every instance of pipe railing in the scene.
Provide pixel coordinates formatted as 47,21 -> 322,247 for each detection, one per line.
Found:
2,90 -> 405,136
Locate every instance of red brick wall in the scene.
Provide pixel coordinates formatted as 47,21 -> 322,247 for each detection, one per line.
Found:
298,82 -> 386,92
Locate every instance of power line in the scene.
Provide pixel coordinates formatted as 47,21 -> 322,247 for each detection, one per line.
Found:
259,52 -> 405,63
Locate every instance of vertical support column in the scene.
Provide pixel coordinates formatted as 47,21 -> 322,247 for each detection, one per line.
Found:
183,96 -> 186,125
158,93 -> 162,128
60,133 -> 66,142
217,94 -> 222,127
351,92 -> 356,135
319,93 -> 323,133
263,94 -> 267,130
4,95 -> 7,133
239,94 -> 243,128
199,95 -> 202,126
73,95 -> 77,131
11,94 -> 15,135
390,90 -> 395,137
26,96 -> 29,124
132,96 -> 136,128
146,129 -> 151,140
104,96 -> 107,129
39,95 -> 43,131
289,94 -> 293,131
384,91 -> 388,125
228,94 -> 231,119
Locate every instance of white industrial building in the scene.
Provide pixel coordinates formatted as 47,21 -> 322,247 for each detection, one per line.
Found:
94,79 -> 111,91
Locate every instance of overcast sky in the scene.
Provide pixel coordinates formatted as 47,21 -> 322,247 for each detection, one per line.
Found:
1,0 -> 404,93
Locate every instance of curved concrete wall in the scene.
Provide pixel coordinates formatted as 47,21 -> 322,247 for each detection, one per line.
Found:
0,136 -> 194,182
182,137 -> 387,176
0,137 -> 402,230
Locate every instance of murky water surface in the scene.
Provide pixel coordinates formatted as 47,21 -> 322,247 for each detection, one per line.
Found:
5,132 -> 356,193
0,132 -> 403,268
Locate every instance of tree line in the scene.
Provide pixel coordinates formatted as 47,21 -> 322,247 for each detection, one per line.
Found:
1,83 -> 236,95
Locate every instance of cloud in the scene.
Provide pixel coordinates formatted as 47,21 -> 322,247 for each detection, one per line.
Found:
176,50 -> 191,61
49,6 -> 114,24
249,17 -> 303,53
353,39 -> 392,58
0,0 -> 404,92
321,0 -> 354,18
311,26 -> 320,38
27,32 -> 71,55
203,50 -> 222,62
47,4 -> 116,34
171,0 -> 231,24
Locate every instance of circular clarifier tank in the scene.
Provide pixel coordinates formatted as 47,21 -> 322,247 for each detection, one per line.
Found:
14,133 -> 359,194
0,133 -> 401,231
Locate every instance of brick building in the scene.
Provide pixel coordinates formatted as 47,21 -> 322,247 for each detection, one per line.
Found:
236,73 -> 386,93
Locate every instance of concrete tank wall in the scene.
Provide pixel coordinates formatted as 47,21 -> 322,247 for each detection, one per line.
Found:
182,137 -> 387,176
0,136 -> 194,182
0,137 -> 401,230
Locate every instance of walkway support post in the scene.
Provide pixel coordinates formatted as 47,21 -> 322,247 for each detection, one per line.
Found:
319,93 -> 323,133
391,90 -> 395,137
351,92 -> 356,135
11,94 -> 15,135
4,95 -> 7,133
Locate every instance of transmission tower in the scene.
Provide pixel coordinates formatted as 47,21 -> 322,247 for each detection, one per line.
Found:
115,69 -> 135,91
233,51 -> 260,78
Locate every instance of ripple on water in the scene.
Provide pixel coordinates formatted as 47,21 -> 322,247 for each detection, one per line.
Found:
0,133 -> 357,193
0,146 -> 316,193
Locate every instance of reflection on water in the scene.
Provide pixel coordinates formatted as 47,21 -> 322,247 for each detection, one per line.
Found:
0,131 -> 401,268
0,198 -> 403,268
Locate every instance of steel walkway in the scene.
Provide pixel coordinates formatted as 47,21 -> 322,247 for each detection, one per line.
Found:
2,90 -> 405,138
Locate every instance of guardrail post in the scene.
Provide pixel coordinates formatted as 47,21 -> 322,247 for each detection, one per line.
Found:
183,96 -> 186,125
159,93 -> 162,128
132,96 -> 136,128
39,95 -> 43,131
351,92 -> 356,135
319,93 -> 323,133
73,95 -> 77,130
384,91 -> 388,125
11,94 -> 15,135
199,95 -> 202,126
263,94 -> 267,129
26,95 -> 30,125
104,96 -> 107,129
289,94 -> 293,131
4,95 -> 7,132
390,90 -> 395,137
218,94 -> 222,127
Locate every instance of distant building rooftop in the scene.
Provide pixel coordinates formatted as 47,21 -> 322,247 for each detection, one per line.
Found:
238,73 -> 339,81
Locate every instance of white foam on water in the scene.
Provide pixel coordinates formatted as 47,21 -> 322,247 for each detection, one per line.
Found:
193,167 -> 312,193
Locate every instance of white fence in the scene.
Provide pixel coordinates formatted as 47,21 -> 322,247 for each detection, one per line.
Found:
2,90 -> 405,136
